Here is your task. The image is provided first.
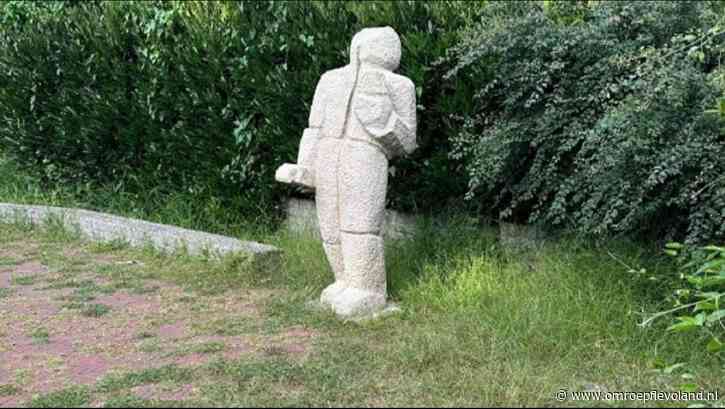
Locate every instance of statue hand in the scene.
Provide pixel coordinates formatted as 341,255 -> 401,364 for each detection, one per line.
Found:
275,163 -> 315,189
367,113 -> 416,157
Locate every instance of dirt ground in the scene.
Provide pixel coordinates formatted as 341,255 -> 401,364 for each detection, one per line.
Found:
0,239 -> 315,407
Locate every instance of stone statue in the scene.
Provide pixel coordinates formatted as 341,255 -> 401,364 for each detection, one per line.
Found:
275,26 -> 417,317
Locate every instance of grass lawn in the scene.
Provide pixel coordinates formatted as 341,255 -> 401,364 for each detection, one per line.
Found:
0,216 -> 722,408
0,156 -> 722,407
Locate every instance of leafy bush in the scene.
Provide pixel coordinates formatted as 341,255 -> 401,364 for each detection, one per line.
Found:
447,1 -> 725,243
643,243 -> 724,359
1,0 -> 721,244
0,0 -> 484,219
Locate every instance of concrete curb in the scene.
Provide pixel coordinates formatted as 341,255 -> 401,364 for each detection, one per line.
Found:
0,203 -> 281,260
285,198 -> 418,240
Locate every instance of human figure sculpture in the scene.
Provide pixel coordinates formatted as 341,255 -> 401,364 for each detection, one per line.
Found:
276,26 -> 417,317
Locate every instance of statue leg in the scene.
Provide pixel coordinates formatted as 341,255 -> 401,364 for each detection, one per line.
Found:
320,240 -> 346,306
333,140 -> 389,317
335,232 -> 386,316
322,241 -> 343,282
314,138 -> 347,305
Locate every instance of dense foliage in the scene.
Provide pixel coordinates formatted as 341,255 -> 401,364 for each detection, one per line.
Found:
0,0 -> 722,243
643,243 -> 725,362
447,1 -> 725,243
0,0 -> 480,217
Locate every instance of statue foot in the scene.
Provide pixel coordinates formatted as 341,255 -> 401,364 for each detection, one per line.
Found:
320,282 -> 347,306
320,286 -> 387,318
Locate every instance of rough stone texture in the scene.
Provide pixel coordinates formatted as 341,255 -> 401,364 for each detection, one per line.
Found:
275,27 -> 417,318
284,198 -> 417,240
0,203 -> 279,260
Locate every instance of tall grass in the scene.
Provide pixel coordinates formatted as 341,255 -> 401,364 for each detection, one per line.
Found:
267,222 -> 722,406
0,155 -> 277,240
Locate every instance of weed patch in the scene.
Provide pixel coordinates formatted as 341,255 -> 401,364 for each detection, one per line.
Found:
0,384 -> 19,397
81,303 -> 111,318
27,386 -> 90,408
96,365 -> 194,393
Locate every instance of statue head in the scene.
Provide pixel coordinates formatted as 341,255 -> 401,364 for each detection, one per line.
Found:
349,26 -> 401,71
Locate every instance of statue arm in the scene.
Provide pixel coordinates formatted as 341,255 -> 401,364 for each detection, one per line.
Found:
297,77 -> 326,169
275,76 -> 327,189
385,77 -> 418,156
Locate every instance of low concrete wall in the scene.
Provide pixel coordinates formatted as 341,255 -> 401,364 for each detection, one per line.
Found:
285,198 -> 418,240
498,222 -> 547,252
0,203 -> 280,260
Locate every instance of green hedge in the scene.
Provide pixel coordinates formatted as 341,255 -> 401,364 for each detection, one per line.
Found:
0,0 -> 481,217
0,0 -> 722,243
446,1 -> 725,243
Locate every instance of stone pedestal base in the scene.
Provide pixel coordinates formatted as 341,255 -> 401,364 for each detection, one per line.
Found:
311,283 -> 401,320
320,283 -> 386,318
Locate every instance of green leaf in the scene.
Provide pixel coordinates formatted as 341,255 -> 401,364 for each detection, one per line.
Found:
700,277 -> 725,288
667,321 -> 697,333
697,292 -> 722,299
694,312 -> 706,326
663,362 -> 686,374
706,338 -> 722,353
706,309 -> 725,323
703,245 -> 724,252
696,259 -> 724,275
680,383 -> 699,393
693,301 -> 716,312
667,317 -> 701,333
